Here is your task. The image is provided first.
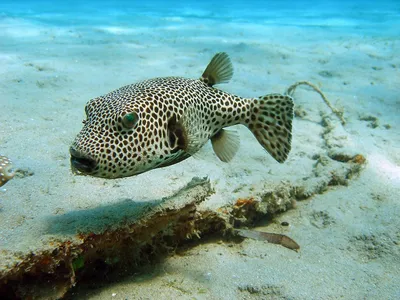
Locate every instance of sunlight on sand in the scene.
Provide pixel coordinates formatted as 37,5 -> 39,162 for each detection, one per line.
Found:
369,153 -> 400,183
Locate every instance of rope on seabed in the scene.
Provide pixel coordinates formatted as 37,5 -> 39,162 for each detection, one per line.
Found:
285,81 -> 346,126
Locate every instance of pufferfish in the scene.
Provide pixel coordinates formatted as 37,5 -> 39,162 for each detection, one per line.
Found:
70,52 -> 294,178
0,155 -> 15,187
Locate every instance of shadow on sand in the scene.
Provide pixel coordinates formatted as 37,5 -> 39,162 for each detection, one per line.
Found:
46,198 -> 163,235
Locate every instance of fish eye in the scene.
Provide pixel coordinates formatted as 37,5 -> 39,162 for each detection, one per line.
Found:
122,112 -> 139,129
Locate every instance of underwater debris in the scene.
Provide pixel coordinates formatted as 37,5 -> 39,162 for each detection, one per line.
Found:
72,255 -> 85,272
237,283 -> 285,297
234,229 -> 300,251
350,154 -> 366,165
285,81 -> 346,125
24,62 -> 53,72
0,155 -> 15,187
327,151 -> 367,166
294,105 -> 308,118
234,197 -> 256,207
371,66 -> 383,71
229,197 -> 272,227
328,152 -> 367,165
359,115 -> 379,128
310,210 -> 335,229
318,70 -> 336,78
14,168 -> 34,178
0,151 -> 368,298
0,178 -> 216,299
328,152 -> 352,163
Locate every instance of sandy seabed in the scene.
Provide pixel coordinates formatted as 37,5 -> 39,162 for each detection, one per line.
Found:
0,2 -> 399,299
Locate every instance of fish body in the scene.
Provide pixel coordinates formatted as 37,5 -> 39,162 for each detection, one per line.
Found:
0,155 -> 15,187
70,53 -> 293,178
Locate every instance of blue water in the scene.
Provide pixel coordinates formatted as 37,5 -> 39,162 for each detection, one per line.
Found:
1,0 -> 398,68
1,0 -> 399,35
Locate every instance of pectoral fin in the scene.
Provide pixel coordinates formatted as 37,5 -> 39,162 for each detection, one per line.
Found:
167,107 -> 206,156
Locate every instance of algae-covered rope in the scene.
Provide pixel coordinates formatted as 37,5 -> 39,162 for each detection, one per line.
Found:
285,81 -> 346,125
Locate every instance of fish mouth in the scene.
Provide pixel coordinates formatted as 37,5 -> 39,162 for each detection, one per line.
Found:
69,147 -> 97,174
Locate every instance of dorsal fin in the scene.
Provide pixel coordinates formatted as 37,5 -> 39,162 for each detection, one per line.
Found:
200,52 -> 233,87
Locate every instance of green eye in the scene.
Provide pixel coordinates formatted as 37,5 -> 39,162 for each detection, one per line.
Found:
122,112 -> 139,129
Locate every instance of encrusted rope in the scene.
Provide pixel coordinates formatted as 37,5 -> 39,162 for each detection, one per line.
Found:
285,81 -> 346,125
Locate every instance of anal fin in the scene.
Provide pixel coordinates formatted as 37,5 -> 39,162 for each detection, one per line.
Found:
211,129 -> 240,162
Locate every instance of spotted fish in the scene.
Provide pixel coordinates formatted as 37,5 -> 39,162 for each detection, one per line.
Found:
0,155 -> 15,187
70,52 -> 294,178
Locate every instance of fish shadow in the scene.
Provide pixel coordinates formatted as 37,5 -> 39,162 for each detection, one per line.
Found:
46,198 -> 163,235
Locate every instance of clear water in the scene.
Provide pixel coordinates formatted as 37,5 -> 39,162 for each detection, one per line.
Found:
0,0 -> 399,299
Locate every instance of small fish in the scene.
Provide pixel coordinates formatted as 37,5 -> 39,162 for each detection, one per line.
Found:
235,228 -> 300,251
70,52 -> 294,178
0,155 -> 15,187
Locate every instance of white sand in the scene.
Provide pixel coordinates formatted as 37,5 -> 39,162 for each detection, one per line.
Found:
0,1 -> 399,299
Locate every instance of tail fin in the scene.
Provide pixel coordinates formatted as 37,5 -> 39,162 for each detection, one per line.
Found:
247,94 -> 294,163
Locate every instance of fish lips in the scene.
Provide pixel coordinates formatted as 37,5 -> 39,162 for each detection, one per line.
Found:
69,147 -> 97,175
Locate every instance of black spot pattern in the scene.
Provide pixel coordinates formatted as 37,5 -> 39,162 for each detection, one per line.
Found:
71,77 -> 251,178
247,94 -> 294,163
